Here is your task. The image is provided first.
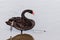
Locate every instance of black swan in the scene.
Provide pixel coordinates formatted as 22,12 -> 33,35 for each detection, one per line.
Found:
5,9 -> 35,31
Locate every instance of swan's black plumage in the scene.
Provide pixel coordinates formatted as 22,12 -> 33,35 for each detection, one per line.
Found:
5,9 -> 35,31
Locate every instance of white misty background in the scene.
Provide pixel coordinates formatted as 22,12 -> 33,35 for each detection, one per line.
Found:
0,0 -> 60,40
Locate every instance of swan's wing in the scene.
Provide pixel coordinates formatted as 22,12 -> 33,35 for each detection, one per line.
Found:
13,22 -> 25,30
9,17 -> 21,21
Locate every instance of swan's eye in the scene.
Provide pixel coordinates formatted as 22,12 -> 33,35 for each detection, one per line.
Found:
29,11 -> 33,14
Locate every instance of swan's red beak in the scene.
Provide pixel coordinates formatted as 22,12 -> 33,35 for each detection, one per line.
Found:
32,11 -> 34,15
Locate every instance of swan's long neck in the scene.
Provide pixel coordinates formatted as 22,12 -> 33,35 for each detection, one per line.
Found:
21,11 -> 28,19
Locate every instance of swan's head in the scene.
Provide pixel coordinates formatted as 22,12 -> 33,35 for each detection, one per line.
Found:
24,9 -> 34,15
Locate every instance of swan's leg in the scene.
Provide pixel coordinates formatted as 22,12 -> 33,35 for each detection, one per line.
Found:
10,21 -> 14,40
10,26 -> 12,40
10,21 -> 14,31
10,26 -> 12,31
21,30 -> 23,34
